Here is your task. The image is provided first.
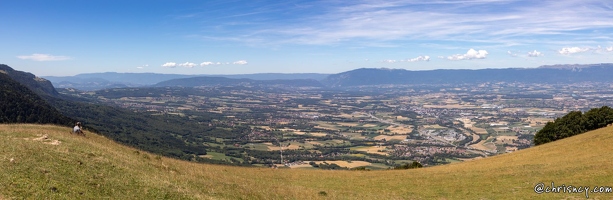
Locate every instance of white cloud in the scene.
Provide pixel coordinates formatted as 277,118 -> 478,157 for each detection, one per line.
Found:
162,62 -> 177,68
17,53 -> 71,61
178,62 -> 197,68
200,62 -> 215,66
606,46 -> 613,52
558,47 -> 589,55
382,59 -> 397,63
447,49 -> 488,60
408,55 -> 430,62
233,60 -> 248,65
527,50 -> 543,57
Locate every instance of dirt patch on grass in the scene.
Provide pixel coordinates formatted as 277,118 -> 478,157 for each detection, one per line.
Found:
31,134 -> 61,145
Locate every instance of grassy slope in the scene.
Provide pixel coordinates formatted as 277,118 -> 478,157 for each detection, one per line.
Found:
1,124 -> 613,199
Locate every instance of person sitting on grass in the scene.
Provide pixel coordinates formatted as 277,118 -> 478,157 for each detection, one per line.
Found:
73,122 -> 84,135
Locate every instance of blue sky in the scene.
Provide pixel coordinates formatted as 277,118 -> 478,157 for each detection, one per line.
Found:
1,0 -> 613,76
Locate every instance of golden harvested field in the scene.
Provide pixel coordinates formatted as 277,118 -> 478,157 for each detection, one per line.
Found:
335,122 -> 361,127
373,134 -> 408,141
522,117 -> 553,126
382,125 -> 413,134
470,139 -> 497,152
423,124 -> 446,129
470,127 -> 488,134
394,115 -> 410,121
267,144 -> 302,151
496,136 -> 519,144
353,146 -> 388,155
3,124 -> 613,199
306,132 -> 327,137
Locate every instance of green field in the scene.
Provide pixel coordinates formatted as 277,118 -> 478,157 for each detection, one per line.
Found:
2,124 -> 613,199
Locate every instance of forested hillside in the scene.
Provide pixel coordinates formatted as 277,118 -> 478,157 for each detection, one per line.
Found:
0,64 -> 234,162
0,72 -> 72,125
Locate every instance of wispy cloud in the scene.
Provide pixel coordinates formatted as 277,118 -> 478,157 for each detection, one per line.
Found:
17,53 -> 71,61
233,60 -> 248,65
382,55 -> 430,63
164,60 -> 249,68
447,49 -> 488,60
527,50 -> 544,57
507,50 -> 518,57
195,0 -> 613,47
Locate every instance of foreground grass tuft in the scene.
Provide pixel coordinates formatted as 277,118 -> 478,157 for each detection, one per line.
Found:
2,124 -> 613,199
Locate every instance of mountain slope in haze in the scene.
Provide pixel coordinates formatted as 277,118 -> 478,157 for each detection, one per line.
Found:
0,64 -> 59,96
154,76 -> 324,87
322,63 -> 613,87
0,72 -> 72,125
2,123 -> 613,199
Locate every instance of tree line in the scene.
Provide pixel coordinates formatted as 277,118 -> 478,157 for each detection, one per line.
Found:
534,106 -> 613,145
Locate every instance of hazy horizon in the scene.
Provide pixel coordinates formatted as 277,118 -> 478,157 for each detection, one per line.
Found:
2,0 -> 613,76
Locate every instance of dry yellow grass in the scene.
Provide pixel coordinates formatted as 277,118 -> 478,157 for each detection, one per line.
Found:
3,124 -> 613,199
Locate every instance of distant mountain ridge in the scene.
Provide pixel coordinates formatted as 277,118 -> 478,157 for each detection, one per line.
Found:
321,63 -> 613,87
42,63 -> 613,90
44,72 -> 330,91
